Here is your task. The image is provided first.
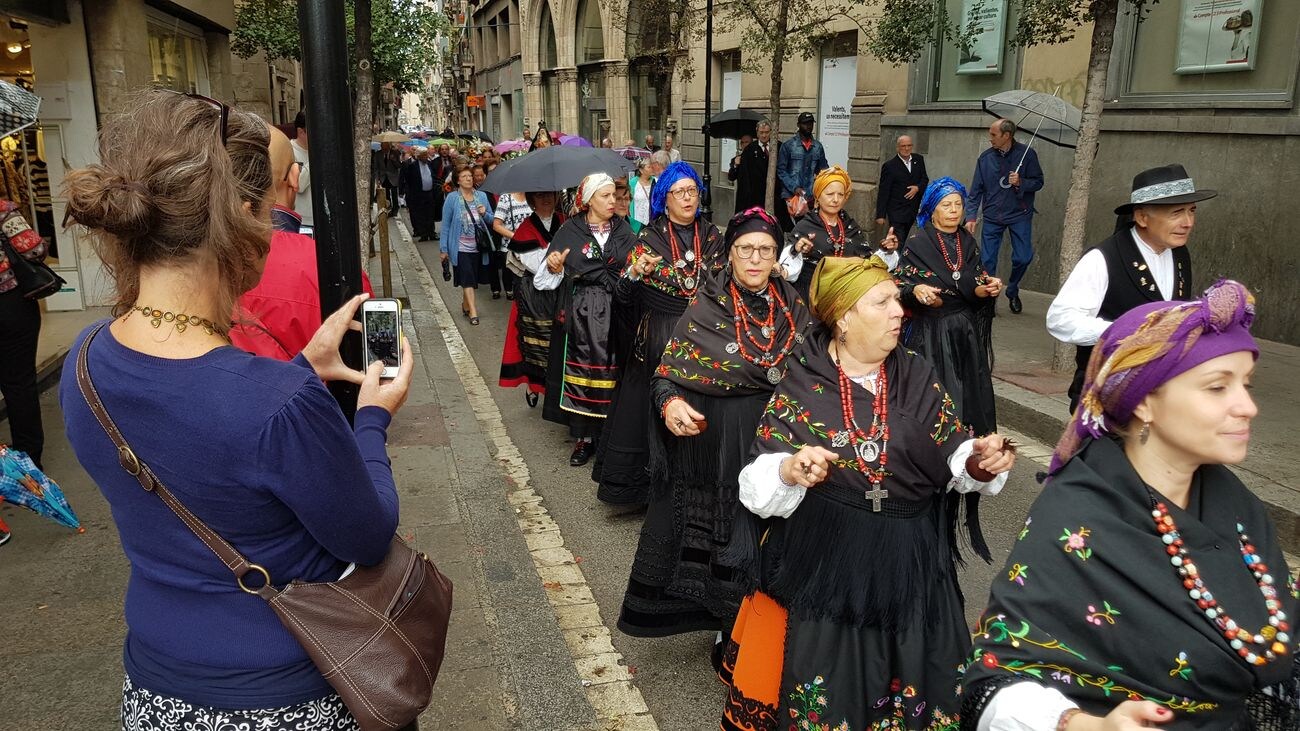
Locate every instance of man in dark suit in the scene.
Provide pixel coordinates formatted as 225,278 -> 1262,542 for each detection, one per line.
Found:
400,148 -> 440,241
729,121 -> 772,213
874,134 -> 928,242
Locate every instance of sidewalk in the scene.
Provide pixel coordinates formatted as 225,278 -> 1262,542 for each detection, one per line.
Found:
0,222 -> 622,730
991,290 -> 1300,554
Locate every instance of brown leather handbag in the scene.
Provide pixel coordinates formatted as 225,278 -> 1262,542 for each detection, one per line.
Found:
75,323 -> 452,731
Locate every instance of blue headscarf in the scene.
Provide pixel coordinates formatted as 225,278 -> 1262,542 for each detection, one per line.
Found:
915,176 -> 968,229
650,161 -> 704,220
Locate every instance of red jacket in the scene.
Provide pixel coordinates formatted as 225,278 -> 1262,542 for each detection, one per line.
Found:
230,229 -> 374,360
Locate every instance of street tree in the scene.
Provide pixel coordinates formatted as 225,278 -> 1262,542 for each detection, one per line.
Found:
712,0 -> 873,211
233,0 -> 447,252
867,0 -> 1157,371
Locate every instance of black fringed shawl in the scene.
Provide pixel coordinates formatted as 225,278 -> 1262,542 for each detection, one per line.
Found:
629,215 -> 726,299
895,223 -> 995,378
728,329 -> 985,631
654,272 -> 813,398
962,437 -> 1299,730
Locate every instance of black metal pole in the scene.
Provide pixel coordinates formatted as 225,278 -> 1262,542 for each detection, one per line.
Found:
700,0 -> 713,217
299,0 -> 365,418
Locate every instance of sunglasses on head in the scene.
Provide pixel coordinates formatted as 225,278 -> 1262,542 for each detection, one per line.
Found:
162,89 -> 230,147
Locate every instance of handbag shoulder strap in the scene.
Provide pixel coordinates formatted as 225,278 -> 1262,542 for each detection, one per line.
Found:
74,323 -> 273,595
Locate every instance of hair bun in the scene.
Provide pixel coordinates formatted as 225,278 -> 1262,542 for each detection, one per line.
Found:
63,167 -> 156,240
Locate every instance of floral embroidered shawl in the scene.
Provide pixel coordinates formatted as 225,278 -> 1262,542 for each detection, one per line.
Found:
655,271 -> 812,399
963,436 -> 1299,729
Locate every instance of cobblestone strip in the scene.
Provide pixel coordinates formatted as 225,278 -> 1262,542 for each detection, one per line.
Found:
394,221 -> 659,731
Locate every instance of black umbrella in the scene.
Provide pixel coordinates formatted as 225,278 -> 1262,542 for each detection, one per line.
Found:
459,130 -> 494,144
480,147 -> 635,194
706,109 -> 767,140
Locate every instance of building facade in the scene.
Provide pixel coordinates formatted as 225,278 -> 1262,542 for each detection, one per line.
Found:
0,0 -> 276,312
676,1 -> 1300,345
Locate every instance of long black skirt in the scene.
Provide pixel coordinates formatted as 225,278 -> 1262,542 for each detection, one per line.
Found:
542,283 -> 613,439
903,304 -> 996,435
593,303 -> 683,505
618,389 -> 769,637
499,274 -> 558,391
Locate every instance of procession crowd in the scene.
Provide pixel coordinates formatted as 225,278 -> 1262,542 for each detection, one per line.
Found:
4,84 -> 1292,731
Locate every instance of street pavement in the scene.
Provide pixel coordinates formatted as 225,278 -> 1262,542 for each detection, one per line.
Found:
0,216 -> 1123,729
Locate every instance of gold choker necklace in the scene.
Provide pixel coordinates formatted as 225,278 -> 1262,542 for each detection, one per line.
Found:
133,304 -> 228,337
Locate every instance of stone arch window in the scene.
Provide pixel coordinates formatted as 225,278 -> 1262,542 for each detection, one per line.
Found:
576,0 -> 604,64
539,0 -> 558,70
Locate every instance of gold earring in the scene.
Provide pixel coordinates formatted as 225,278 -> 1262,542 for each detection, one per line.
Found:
1139,421 -> 1151,445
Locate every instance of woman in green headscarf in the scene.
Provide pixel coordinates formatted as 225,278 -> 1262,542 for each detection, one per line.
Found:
719,256 -> 1017,731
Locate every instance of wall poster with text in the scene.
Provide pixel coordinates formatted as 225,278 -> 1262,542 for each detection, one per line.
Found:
955,0 -> 1008,75
817,56 -> 856,169
1176,0 -> 1261,74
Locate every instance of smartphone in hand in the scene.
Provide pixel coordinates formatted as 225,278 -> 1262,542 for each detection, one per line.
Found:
361,298 -> 402,379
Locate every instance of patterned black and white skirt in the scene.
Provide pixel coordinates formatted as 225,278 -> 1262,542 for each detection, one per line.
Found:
121,675 -> 360,731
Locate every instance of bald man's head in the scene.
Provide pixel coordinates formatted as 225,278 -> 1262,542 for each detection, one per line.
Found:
269,125 -> 300,210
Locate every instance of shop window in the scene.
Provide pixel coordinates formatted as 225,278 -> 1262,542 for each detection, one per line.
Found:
630,61 -> 670,143
147,11 -> 210,95
910,0 -> 1021,106
1109,0 -> 1299,107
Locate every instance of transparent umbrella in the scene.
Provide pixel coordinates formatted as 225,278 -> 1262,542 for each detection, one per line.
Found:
982,89 -> 1081,181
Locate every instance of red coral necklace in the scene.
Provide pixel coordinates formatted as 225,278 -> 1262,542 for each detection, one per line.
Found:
832,352 -> 890,510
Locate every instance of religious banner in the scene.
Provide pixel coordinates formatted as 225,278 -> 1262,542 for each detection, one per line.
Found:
817,56 -> 856,168
1175,0 -> 1261,74
955,0 -> 1008,75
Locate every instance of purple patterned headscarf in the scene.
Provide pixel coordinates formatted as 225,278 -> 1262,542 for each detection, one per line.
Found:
1049,279 -> 1259,476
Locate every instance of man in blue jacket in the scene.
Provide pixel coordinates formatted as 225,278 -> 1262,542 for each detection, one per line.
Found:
965,118 -> 1044,313
776,112 -> 829,231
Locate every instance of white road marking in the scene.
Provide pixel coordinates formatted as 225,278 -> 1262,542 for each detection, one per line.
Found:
394,221 -> 659,730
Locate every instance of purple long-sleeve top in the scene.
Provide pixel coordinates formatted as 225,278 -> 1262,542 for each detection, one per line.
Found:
58,321 -> 399,709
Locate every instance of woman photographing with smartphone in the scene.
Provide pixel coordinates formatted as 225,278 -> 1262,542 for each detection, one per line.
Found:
58,91 -> 416,730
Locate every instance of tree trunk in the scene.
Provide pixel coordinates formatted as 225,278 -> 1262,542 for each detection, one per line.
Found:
763,0 -> 790,212
353,0 -> 375,262
1051,0 -> 1119,372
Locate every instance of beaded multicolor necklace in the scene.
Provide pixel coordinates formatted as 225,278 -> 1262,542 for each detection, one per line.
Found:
831,352 -> 890,510
935,229 -> 964,282
725,281 -> 796,384
1149,495 -> 1291,667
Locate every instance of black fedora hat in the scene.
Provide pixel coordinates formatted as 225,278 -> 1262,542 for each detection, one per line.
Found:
1114,164 -> 1217,214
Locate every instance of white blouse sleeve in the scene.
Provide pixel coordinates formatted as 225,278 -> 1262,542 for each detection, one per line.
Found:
874,249 -> 900,272
779,244 -> 803,282
738,452 -> 807,518
977,682 -> 1079,731
1046,249 -> 1111,347
946,439 -> 1008,496
533,263 -> 564,290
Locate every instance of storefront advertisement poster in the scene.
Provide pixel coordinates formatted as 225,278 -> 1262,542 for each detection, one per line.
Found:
955,0 -> 1008,75
817,56 -> 855,168
1175,0 -> 1261,74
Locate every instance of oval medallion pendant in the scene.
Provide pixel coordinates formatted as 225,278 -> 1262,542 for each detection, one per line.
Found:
683,277 -> 696,289
856,439 -> 881,463
674,259 -> 687,269
725,342 -> 740,354
766,367 -> 782,384
952,270 -> 962,282
685,249 -> 695,262
761,325 -> 773,338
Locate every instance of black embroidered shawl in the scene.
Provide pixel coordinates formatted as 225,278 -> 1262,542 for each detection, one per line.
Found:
962,437 -> 1299,729
655,271 -> 813,398
728,330 -> 981,629
629,215 -> 726,299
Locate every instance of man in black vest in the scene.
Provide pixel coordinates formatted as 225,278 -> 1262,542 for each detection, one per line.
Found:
1047,164 -> 1217,413
874,134 -> 928,243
